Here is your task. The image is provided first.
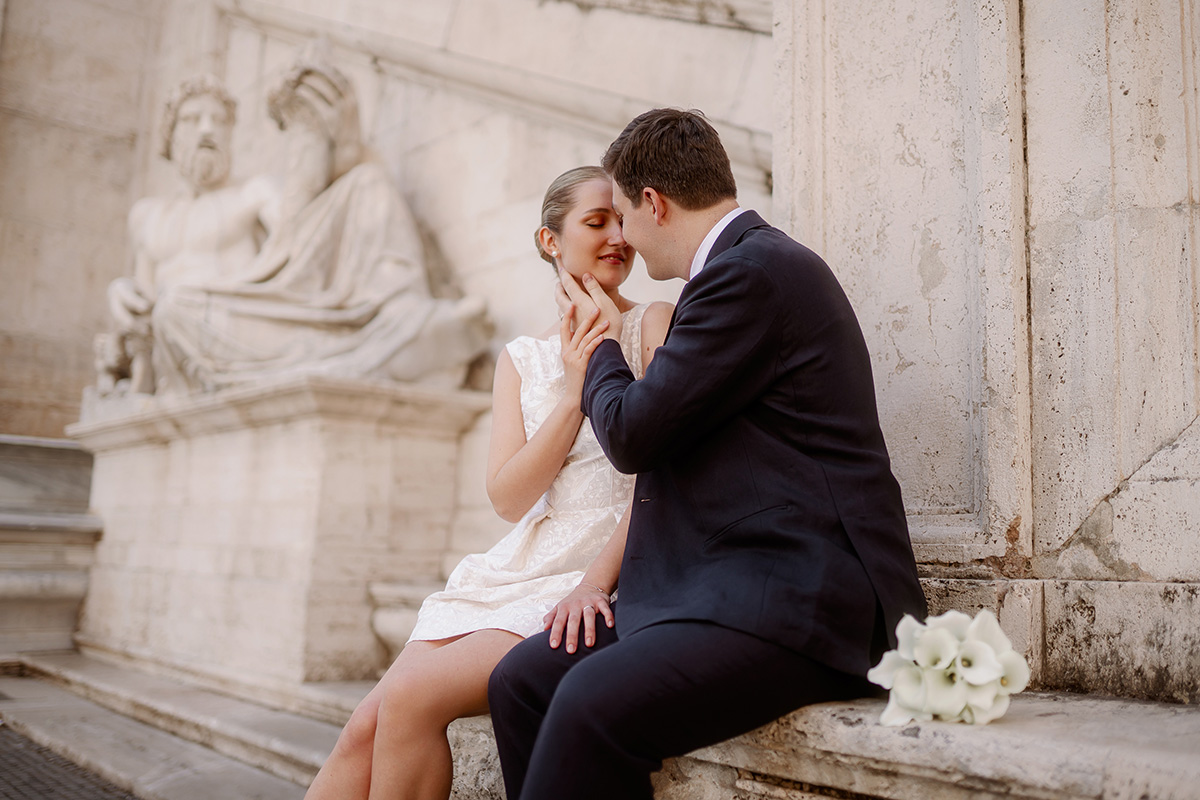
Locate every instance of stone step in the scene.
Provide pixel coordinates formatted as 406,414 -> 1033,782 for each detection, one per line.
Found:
0,435 -> 93,516
6,650 -> 505,799
0,512 -> 101,657
0,671 -> 305,800
11,649 -> 1198,800
16,651 -> 347,787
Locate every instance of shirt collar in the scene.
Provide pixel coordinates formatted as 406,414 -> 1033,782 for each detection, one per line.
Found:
688,206 -> 746,280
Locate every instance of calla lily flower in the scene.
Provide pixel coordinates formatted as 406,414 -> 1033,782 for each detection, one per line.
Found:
997,649 -> 1031,695
913,626 -> 960,670
867,649 -> 913,690
961,691 -> 1010,725
891,662 -> 926,710
925,609 -> 973,641
879,691 -> 933,726
965,609 -> 1010,655
964,677 -> 1000,708
878,663 -> 931,726
956,639 -> 1004,685
894,614 -> 925,661
922,667 -> 968,719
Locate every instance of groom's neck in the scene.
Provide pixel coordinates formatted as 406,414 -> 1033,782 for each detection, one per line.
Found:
676,199 -> 741,279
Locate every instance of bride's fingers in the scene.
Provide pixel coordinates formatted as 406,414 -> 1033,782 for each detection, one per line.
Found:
554,282 -> 572,319
595,596 -> 615,629
563,607 -> 583,654
570,307 -> 602,348
559,267 -> 598,315
578,321 -> 610,356
582,605 -> 597,648
548,606 -> 568,649
559,303 -> 575,344
581,273 -> 619,315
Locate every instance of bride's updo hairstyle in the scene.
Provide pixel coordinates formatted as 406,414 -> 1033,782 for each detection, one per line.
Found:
535,166 -> 609,266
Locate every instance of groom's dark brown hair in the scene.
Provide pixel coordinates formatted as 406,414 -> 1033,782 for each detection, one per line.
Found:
601,108 -> 737,210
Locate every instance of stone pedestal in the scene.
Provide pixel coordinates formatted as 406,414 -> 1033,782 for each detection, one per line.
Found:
66,376 -> 489,689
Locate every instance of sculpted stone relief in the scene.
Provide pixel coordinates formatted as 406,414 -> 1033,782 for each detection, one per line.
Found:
97,55 -> 491,398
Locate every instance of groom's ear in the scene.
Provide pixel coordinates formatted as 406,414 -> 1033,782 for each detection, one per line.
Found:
644,188 -> 667,224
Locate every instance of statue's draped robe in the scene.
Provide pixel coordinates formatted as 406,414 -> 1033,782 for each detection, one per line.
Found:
151,162 -> 488,393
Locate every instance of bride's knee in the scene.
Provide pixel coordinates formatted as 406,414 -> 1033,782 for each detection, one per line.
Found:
376,673 -> 454,734
334,702 -> 380,756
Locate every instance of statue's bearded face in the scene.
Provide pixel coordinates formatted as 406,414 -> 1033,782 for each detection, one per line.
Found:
172,93 -> 234,191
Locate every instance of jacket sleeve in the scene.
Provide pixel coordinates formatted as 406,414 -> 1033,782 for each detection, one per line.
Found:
582,257 -> 782,474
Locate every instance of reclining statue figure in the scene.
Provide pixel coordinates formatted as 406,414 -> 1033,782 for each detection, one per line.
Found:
99,58 -> 490,397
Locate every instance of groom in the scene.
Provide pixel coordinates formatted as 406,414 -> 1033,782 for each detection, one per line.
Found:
487,108 -> 926,800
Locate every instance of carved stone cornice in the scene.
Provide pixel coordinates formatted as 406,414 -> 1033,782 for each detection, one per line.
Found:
211,0 -> 771,176
67,375 -> 491,452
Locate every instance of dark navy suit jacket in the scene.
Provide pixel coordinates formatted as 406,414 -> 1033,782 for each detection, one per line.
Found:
582,211 -> 926,676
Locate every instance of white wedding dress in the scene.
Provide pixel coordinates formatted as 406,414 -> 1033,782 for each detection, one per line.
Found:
408,303 -> 650,642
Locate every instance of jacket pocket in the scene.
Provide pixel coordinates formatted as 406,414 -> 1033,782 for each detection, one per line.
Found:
704,503 -> 791,544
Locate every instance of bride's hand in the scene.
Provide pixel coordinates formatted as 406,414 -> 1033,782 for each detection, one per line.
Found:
560,266 -> 621,342
543,582 -> 614,654
561,303 -> 608,400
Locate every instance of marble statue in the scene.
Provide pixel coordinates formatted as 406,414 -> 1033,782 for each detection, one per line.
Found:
97,60 -> 491,396
99,74 -> 276,395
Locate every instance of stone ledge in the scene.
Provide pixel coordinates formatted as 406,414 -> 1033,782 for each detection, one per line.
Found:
0,511 -> 103,537
0,570 -> 89,601
8,650 -> 1200,800
448,692 -> 1200,800
676,692 -> 1200,800
68,374 -> 491,451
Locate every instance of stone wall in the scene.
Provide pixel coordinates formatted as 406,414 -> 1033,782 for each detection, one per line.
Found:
0,0 -> 163,437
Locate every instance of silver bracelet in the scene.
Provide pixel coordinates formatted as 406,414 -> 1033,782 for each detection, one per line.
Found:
579,581 -> 610,598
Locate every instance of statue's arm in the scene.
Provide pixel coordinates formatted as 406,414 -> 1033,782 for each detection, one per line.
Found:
127,198 -> 157,295
107,200 -> 156,331
244,175 -> 283,237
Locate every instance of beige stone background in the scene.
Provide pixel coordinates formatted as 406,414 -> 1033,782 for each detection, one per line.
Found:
1,0 -> 1198,702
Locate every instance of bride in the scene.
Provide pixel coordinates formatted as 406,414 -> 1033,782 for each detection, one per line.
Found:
303,165 -> 672,800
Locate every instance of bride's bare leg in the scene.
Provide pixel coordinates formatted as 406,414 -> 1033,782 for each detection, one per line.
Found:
303,640 -> 440,800
303,629 -> 522,800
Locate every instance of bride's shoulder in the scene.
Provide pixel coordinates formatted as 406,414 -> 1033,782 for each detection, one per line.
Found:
640,301 -> 673,351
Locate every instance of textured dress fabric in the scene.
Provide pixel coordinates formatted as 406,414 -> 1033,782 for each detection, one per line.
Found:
408,303 -> 649,642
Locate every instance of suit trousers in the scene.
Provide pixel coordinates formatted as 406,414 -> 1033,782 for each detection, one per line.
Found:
487,609 -> 878,800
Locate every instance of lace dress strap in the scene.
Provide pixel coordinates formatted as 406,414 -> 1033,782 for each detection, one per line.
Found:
618,303 -> 651,380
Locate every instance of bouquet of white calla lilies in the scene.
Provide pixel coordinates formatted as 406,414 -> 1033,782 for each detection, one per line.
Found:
866,609 -> 1030,726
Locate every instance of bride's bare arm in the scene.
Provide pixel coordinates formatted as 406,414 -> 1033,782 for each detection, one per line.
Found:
486,309 -> 609,522
539,301 -> 674,651
543,505 -> 628,652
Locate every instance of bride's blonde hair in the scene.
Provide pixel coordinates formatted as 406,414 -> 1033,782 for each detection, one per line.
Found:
534,166 -> 609,266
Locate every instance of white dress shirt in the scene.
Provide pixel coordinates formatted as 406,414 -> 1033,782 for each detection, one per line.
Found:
688,206 -> 747,280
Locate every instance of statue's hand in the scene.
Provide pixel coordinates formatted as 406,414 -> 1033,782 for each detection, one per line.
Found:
108,277 -> 152,330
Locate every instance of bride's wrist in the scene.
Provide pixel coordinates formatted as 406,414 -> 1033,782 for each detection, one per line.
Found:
579,580 -> 611,597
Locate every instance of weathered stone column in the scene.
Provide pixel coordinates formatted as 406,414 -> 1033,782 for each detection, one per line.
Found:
774,0 -> 1200,701
1023,0 -> 1200,700
67,376 -> 488,692
773,0 -> 1033,568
